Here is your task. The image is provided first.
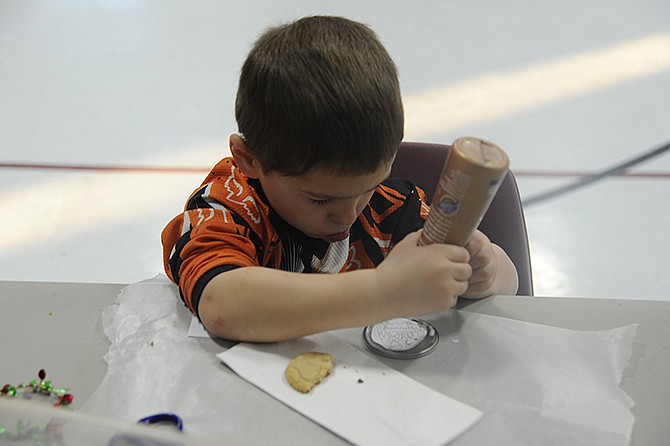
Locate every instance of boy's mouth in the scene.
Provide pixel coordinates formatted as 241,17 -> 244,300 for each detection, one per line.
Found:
322,229 -> 350,243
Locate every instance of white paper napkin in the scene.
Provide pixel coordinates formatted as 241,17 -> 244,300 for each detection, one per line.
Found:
217,333 -> 482,446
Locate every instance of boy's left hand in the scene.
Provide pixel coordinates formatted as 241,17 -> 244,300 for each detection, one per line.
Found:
461,230 -> 499,298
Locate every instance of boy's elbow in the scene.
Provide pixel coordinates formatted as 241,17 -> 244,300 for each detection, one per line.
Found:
198,276 -> 244,341
199,294 -> 232,340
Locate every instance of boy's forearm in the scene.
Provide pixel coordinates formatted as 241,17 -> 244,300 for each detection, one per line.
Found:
199,267 -> 391,342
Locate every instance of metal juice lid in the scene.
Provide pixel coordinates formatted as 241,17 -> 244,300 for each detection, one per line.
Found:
363,318 -> 439,359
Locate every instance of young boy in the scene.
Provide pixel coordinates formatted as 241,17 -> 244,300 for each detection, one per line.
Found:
162,16 -> 518,342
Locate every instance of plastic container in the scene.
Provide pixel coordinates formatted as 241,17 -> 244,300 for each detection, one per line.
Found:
418,136 -> 509,247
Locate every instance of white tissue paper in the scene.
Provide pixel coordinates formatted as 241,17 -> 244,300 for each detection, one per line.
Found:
83,275 -> 637,446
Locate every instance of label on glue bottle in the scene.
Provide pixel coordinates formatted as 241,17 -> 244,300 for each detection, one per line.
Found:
418,137 -> 510,247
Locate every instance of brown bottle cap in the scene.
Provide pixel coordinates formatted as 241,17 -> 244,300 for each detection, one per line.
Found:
453,137 -> 509,170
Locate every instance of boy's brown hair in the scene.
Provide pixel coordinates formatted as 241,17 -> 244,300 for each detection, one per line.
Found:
235,16 -> 404,176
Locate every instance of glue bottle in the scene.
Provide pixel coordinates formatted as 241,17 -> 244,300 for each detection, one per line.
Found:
418,137 -> 510,247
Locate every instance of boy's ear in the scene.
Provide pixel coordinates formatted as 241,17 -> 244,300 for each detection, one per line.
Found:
230,134 -> 262,178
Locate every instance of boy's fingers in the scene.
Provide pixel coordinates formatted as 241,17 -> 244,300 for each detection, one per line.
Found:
442,245 -> 471,263
454,263 -> 474,281
465,231 -> 488,256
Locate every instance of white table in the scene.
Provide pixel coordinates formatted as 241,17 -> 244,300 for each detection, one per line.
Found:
1,281 -> 668,445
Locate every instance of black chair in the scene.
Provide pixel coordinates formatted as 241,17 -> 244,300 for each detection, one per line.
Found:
391,141 -> 533,296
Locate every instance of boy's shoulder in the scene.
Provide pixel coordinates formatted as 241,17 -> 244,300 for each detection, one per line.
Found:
376,177 -> 428,205
352,177 -> 428,255
187,157 -> 270,227
380,177 -> 419,194
371,177 -> 430,227
200,157 -> 238,185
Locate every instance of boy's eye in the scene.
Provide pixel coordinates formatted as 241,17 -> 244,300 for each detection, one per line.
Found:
309,198 -> 333,207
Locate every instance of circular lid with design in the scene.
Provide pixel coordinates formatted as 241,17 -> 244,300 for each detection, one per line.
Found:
363,318 -> 439,359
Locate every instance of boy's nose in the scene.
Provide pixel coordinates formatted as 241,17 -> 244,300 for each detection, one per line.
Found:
330,203 -> 359,227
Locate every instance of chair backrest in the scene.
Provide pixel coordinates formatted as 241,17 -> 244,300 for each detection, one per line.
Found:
391,141 -> 533,296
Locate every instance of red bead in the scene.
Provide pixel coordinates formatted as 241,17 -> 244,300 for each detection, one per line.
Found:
39,369 -> 46,380
60,394 -> 74,405
1,384 -> 9,395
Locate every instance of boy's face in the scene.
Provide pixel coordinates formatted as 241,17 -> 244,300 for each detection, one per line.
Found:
257,162 -> 393,242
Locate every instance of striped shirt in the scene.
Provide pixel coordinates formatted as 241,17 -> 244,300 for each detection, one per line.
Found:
161,157 -> 429,317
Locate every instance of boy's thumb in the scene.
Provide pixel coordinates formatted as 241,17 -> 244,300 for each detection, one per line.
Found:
401,229 -> 422,245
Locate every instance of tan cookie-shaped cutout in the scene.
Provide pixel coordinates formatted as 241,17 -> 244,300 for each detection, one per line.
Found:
285,352 -> 334,393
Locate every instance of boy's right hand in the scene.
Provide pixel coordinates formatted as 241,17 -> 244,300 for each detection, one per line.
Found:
375,230 -> 472,317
